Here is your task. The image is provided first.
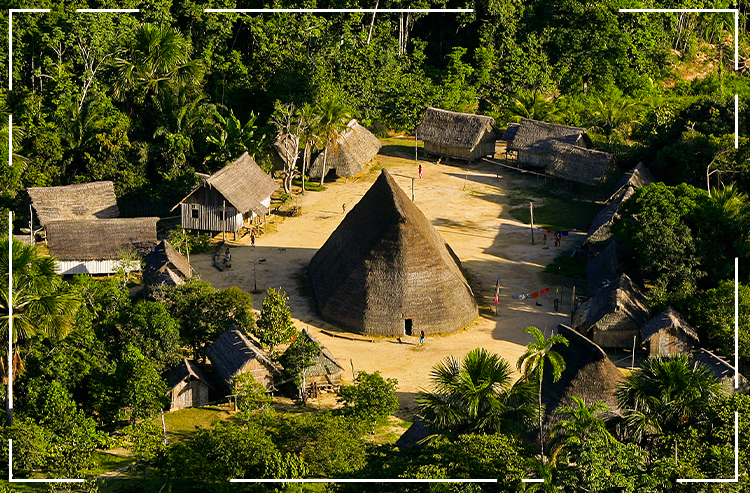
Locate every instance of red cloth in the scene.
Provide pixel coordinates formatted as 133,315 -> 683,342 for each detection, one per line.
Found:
531,292 -> 539,299
494,294 -> 499,305
540,288 -> 549,294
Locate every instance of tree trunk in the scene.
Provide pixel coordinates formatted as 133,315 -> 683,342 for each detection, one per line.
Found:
320,147 -> 329,187
366,0 -> 379,45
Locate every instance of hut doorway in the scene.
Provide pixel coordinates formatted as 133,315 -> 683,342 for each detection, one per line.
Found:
404,319 -> 413,336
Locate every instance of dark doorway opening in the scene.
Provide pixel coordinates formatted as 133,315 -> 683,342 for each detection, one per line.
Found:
405,319 -> 413,336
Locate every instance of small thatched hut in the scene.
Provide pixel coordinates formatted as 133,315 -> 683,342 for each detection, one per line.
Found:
585,186 -> 635,252
693,349 -> 750,394
297,329 -> 344,393
205,327 -> 276,393
165,358 -> 213,411
28,181 -> 120,226
309,169 -> 478,336
270,133 -> 300,173
542,325 -> 623,426
641,307 -> 699,356
585,238 -> 635,294
573,273 -> 650,349
308,120 -> 381,179
45,217 -> 158,275
171,152 -> 278,236
417,107 -> 496,161
143,240 -> 192,285
545,141 -> 616,186
503,118 -> 592,168
608,162 -> 655,202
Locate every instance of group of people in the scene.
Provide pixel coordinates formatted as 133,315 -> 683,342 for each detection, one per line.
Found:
222,229 -> 258,268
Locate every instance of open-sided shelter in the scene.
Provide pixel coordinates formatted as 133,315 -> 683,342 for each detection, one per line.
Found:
205,326 -> 276,393
417,107 -> 496,161
309,169 -> 478,336
143,239 -> 192,285
503,118 -> 592,168
45,217 -> 158,275
297,329 -> 344,393
171,152 -> 278,236
545,141 -> 616,186
573,273 -> 650,349
308,120 -> 381,179
641,307 -> 699,357
28,181 -> 120,226
165,358 -> 213,411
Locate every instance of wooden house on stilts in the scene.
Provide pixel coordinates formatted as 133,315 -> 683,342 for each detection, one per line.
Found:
296,329 -> 344,397
165,358 -> 214,411
417,107 -> 496,162
171,153 -> 278,238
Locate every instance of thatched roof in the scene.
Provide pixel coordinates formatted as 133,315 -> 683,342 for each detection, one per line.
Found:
417,107 -> 496,150
28,181 -> 120,225
503,118 -> 592,152
309,169 -> 478,336
545,141 -> 616,186
693,349 -> 750,394
205,327 -> 275,384
641,307 -> 699,343
542,325 -> 623,420
143,240 -> 192,282
166,358 -> 214,390
172,152 -> 278,216
308,120 -> 381,179
584,273 -> 649,332
45,217 -> 158,261
609,162 -> 655,202
586,186 -> 635,247
586,238 -> 633,294
151,267 -> 185,287
271,133 -> 300,169
300,329 -> 344,378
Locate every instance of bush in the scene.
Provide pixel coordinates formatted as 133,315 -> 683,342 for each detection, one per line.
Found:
338,371 -> 398,431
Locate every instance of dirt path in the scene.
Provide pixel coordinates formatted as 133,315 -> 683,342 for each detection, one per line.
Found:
191,145 -> 587,412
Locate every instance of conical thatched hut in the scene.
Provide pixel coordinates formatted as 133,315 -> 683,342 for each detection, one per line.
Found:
573,273 -> 650,349
585,238 -> 635,295
143,239 -> 193,285
502,118 -> 592,168
608,162 -> 655,202
545,141 -> 616,186
542,325 -> 623,425
270,133 -> 300,173
693,349 -> 750,394
641,307 -> 699,356
28,181 -> 120,226
309,169 -> 478,336
308,120 -> 381,179
418,107 -> 496,161
585,186 -> 635,253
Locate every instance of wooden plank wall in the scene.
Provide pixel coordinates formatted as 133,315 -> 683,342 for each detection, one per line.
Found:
180,203 -> 243,233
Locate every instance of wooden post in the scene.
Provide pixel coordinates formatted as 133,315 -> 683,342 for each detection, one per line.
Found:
350,358 -> 355,381
415,128 -> 418,165
28,204 -> 33,245
530,202 -> 535,245
632,335 -> 637,369
161,410 -> 167,445
411,177 -> 415,202
222,200 -> 226,242
7,211 -> 13,426
570,285 -> 576,323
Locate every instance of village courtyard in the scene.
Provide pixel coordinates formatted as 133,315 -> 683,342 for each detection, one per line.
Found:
190,141 -> 589,411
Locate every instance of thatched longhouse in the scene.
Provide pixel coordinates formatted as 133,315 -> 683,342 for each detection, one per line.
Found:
585,238 -> 634,295
608,162 -> 655,202
28,181 -> 120,226
45,217 -> 158,275
585,186 -> 635,253
641,307 -> 699,356
143,239 -> 192,285
205,327 -> 276,392
417,107 -> 496,161
309,169 -> 478,336
308,120 -> 381,179
171,152 -> 278,236
165,359 -> 213,411
502,118 -> 591,168
545,141 -> 616,186
573,273 -> 650,349
542,325 -> 623,424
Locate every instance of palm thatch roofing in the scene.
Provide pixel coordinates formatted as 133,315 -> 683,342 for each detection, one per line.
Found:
545,141 -> 616,186
166,358 -> 214,390
205,326 -> 275,384
417,107 -> 496,149
503,118 -> 592,152
45,217 -> 158,261
300,329 -> 344,378
608,162 -> 655,202
586,238 -> 634,294
542,325 -> 624,420
28,181 -> 120,225
693,349 -> 749,393
641,307 -> 699,343
172,152 -> 278,216
143,240 -> 192,282
309,169 -> 478,336
583,273 -> 649,333
151,267 -> 185,287
308,120 -> 382,179
586,186 -> 635,247
271,133 -> 300,169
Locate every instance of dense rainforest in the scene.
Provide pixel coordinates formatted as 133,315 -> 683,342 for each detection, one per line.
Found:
1,0 -> 750,491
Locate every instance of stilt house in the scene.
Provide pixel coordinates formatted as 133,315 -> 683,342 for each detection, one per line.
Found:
502,118 -> 591,168
418,107 -> 496,161
28,181 -> 120,227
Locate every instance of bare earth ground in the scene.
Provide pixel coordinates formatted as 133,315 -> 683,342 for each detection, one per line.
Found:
191,142 -> 588,413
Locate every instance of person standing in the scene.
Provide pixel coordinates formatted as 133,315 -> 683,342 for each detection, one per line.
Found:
224,248 -> 232,268
420,330 -> 425,346
418,164 -> 423,179
250,230 -> 256,247
342,203 -> 347,214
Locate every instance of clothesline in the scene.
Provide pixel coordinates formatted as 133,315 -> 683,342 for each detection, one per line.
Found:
512,288 -> 550,300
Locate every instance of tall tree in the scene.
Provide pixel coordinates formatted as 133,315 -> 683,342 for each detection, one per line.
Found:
315,98 -> 352,186
254,287 -> 296,357
549,397 -> 613,464
517,326 -> 568,464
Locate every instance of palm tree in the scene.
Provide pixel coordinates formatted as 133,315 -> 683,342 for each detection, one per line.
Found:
615,354 -> 725,446
549,397 -> 613,464
504,90 -> 558,123
299,103 -> 321,194
315,98 -> 352,186
205,109 -> 266,169
0,238 -> 81,425
416,348 -> 536,436
517,326 -> 568,464
588,96 -> 641,143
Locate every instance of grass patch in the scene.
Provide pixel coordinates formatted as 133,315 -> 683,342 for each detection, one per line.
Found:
292,178 -> 327,192
88,450 -> 135,477
155,407 -> 233,443
544,254 -> 587,278
507,187 -> 602,231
